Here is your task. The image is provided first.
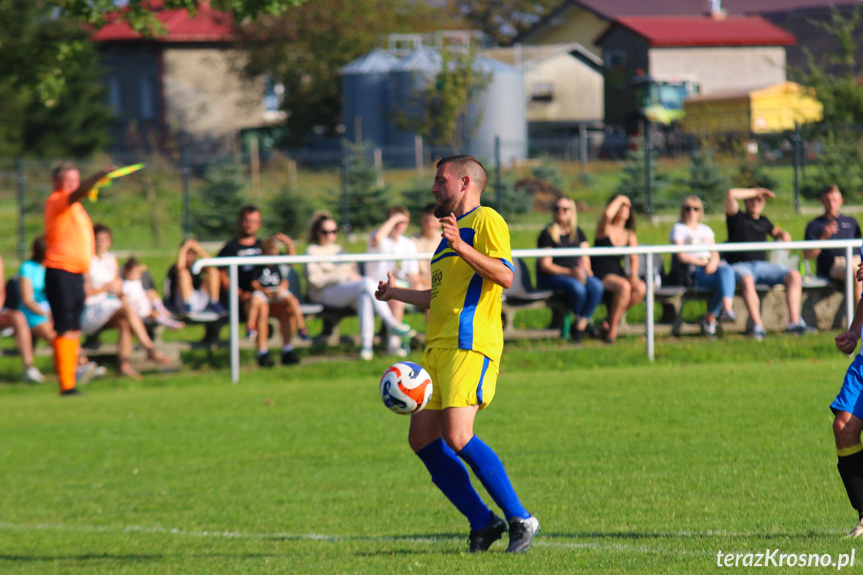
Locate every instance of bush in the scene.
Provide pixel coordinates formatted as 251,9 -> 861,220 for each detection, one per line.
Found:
190,163 -> 247,240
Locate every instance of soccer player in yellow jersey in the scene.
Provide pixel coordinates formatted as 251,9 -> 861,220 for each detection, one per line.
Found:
376,156 -> 539,553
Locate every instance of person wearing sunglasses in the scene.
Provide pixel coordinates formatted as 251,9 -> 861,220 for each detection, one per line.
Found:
725,187 -> 813,340
668,196 -> 735,336
305,211 -> 413,361
536,196 -> 604,343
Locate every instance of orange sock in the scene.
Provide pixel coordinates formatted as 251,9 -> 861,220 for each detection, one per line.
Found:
53,336 -> 80,393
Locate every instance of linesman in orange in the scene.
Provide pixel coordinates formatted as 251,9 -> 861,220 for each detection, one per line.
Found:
44,163 -> 114,395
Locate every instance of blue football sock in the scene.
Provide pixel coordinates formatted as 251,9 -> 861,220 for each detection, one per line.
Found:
458,435 -> 529,522
416,438 -> 493,530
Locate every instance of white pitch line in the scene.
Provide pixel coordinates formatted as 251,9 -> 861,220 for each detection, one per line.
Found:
0,522 -> 844,555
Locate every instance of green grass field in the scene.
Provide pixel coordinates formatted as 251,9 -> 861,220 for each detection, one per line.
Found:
1,333 -> 862,574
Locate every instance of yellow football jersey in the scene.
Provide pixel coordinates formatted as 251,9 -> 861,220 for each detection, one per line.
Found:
426,206 -> 513,364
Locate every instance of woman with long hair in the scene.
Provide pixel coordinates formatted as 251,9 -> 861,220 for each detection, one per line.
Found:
536,196 -> 604,343
590,194 -> 646,344
305,212 -> 413,360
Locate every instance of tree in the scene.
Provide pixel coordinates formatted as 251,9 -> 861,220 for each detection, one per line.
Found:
0,0 -> 112,157
51,0 -> 303,36
796,5 -> 863,200
238,0 -> 454,144
330,141 -> 391,231
394,46 -> 492,155
8,0 -> 302,110
190,164 -> 248,240
679,146 -> 728,211
615,137 -> 669,213
446,0 -> 559,46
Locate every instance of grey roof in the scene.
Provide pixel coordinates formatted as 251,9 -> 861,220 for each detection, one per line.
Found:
340,48 -> 401,75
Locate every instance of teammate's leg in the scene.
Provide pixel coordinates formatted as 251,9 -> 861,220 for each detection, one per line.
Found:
834,410 -> 863,536
410,409 -> 494,532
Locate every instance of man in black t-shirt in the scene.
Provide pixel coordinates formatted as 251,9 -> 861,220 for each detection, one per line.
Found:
219,205 -> 299,367
725,187 -> 811,340
803,184 -> 862,303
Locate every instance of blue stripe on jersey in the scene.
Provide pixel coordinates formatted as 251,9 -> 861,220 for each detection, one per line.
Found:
458,273 -> 484,348
431,252 -> 458,265
500,258 -> 515,272
476,355 -> 490,404
430,228 -> 476,265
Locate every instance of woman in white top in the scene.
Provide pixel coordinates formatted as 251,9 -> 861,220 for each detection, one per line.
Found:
305,212 -> 413,361
81,224 -> 169,378
668,196 -> 736,336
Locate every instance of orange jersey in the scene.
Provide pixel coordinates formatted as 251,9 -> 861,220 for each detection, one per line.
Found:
43,189 -> 94,273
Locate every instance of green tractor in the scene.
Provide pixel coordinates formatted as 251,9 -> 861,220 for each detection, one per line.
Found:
629,73 -> 699,152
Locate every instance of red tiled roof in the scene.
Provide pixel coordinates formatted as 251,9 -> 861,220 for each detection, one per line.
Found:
91,2 -> 235,43
561,0 -> 857,19
597,15 -> 796,47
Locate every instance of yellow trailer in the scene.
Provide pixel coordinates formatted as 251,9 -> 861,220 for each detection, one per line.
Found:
682,81 -> 822,135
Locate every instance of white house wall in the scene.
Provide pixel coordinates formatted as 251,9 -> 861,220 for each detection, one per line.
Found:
649,46 -> 787,96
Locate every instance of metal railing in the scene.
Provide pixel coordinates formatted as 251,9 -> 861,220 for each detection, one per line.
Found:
194,239 -> 860,383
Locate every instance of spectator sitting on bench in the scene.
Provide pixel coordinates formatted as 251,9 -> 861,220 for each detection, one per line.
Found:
536,195 -> 604,344
82,224 -> 170,379
122,257 -> 185,331
305,211 -> 413,361
668,195 -> 736,337
590,194 -> 646,345
247,236 -> 308,344
365,205 -> 422,357
803,184 -> 862,304
0,252 -> 45,383
411,203 -> 440,291
165,238 -> 226,318
218,205 -> 299,368
725,187 -> 813,341
17,236 -> 105,383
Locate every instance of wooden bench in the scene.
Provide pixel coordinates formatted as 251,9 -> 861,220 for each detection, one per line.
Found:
501,258 -> 567,338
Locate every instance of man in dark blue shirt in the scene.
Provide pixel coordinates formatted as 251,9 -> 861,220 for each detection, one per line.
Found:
804,184 -> 862,303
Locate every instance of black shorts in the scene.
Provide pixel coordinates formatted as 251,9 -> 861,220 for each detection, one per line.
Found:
45,268 -> 85,334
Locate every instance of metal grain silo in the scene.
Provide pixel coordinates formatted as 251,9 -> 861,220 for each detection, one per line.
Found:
467,56 -> 527,164
386,47 -> 442,166
340,49 -> 401,148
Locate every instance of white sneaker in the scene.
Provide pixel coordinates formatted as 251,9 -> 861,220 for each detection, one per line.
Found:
24,366 -> 45,383
845,518 -> 863,538
387,346 -> 408,358
391,323 -> 415,338
359,348 -> 374,361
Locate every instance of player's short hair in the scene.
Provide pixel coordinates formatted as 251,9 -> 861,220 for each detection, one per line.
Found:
239,205 -> 260,218
51,162 -> 77,180
387,205 -> 409,218
421,203 -> 436,216
437,155 -> 487,193
821,183 -> 842,197
93,223 -> 112,237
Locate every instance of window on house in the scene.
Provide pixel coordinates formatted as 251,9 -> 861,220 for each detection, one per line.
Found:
140,76 -> 156,120
107,78 -> 123,114
530,82 -> 554,103
263,75 -> 284,114
604,50 -> 626,68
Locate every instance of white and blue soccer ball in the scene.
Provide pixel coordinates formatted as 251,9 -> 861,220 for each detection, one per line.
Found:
379,361 -> 433,415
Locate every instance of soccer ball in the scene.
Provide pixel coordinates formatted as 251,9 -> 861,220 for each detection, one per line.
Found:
379,361 -> 433,415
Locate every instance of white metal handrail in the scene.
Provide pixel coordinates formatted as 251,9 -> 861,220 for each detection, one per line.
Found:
194,239 -> 860,382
